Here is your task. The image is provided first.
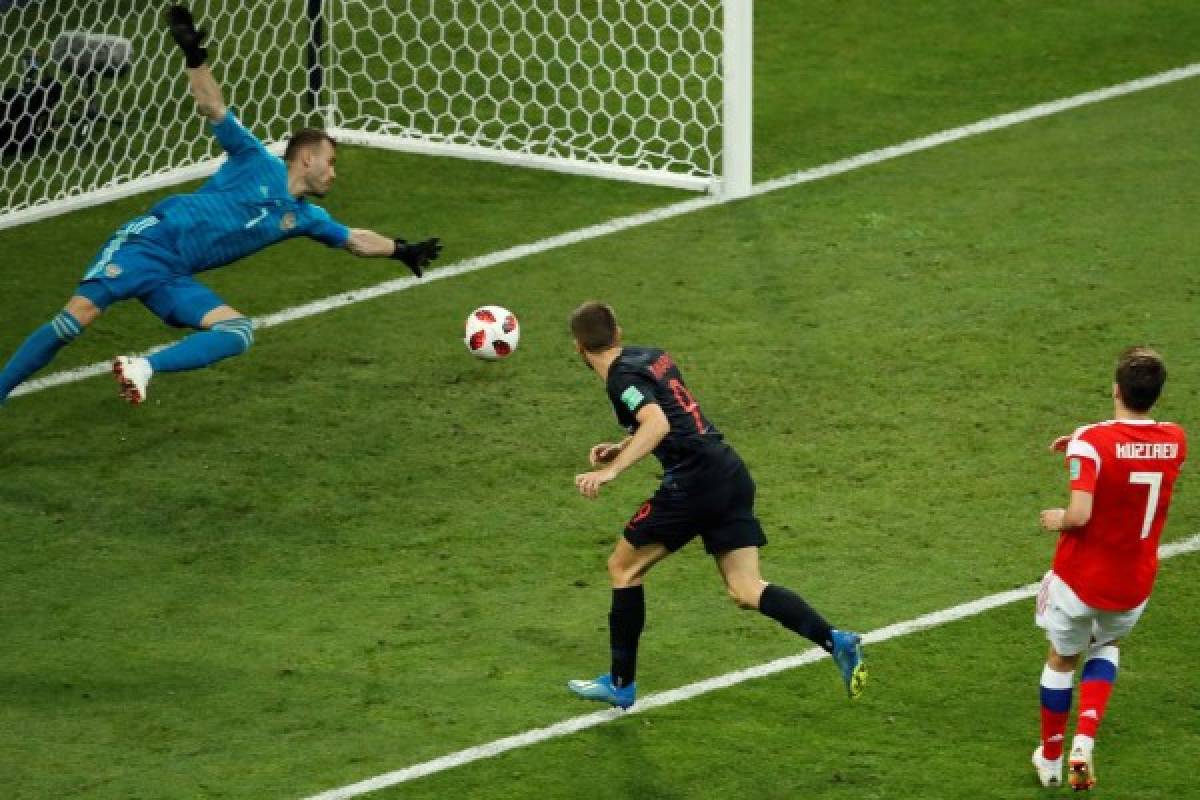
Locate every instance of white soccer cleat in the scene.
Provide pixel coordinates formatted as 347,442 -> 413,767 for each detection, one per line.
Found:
1032,745 -> 1063,788
1068,742 -> 1096,791
112,356 -> 153,405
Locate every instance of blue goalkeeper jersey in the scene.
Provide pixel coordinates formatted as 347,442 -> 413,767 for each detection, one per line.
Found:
148,112 -> 350,274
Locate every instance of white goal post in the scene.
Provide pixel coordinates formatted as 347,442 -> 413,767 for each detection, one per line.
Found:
0,1 -> 751,232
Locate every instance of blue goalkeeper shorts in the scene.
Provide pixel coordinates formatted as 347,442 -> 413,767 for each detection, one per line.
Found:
75,214 -> 226,329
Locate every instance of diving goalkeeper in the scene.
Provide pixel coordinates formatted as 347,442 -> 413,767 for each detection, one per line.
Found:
0,4 -> 441,406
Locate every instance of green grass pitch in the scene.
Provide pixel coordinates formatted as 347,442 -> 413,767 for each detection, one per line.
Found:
2,2 -> 1200,798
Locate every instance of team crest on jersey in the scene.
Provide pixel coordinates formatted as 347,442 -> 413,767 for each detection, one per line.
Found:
104,263 -> 123,278
280,212 -> 297,231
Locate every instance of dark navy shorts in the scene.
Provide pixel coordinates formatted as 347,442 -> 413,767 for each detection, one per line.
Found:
623,461 -> 768,555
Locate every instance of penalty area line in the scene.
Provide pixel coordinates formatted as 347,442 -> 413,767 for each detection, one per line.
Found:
11,61 -> 1200,401
302,532 -> 1200,800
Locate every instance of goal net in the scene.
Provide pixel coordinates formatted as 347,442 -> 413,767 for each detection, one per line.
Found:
0,0 -> 750,231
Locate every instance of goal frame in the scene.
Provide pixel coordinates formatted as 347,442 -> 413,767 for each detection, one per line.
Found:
0,0 -> 751,232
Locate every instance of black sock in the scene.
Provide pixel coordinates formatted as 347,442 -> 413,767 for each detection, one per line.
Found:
609,586 -> 645,688
758,584 -> 834,652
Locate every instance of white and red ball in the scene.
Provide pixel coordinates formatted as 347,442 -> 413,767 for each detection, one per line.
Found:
464,305 -> 519,360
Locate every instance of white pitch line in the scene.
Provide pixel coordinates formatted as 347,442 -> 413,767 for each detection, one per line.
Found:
304,532 -> 1200,800
11,62 -> 1200,400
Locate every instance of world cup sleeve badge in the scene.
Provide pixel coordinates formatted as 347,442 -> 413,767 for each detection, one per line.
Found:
280,212 -> 297,231
104,263 -> 123,278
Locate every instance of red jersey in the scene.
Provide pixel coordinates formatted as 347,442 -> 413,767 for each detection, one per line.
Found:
1053,419 -> 1186,610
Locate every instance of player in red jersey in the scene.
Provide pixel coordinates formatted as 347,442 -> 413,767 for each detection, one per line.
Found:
1031,346 -> 1186,791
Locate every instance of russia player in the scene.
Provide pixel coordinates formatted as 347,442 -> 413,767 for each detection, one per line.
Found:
1031,347 -> 1186,790
0,5 -> 441,407
565,301 -> 866,709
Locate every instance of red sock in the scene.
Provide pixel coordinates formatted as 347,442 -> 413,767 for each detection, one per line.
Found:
1076,645 -> 1118,740
1076,680 -> 1113,738
1039,665 -> 1074,761
1040,708 -> 1070,760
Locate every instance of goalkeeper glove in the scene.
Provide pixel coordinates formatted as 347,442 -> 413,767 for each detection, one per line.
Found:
166,5 -> 209,68
391,237 -> 442,278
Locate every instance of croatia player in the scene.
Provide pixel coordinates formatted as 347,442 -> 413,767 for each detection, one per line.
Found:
565,301 -> 866,709
0,5 -> 441,408
1032,347 -> 1186,791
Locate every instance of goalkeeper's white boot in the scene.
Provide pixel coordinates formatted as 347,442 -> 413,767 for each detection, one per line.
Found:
1031,745 -> 1063,788
113,356 -> 152,405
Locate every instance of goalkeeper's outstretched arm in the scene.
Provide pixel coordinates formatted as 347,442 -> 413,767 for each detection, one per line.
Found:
345,230 -> 399,258
165,4 -> 225,123
186,66 -> 226,124
345,230 -> 443,278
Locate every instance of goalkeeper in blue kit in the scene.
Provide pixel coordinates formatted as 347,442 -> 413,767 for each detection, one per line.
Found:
0,5 -> 441,406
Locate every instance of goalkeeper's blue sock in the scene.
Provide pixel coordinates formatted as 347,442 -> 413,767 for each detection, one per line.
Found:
148,318 -> 254,373
0,311 -> 83,403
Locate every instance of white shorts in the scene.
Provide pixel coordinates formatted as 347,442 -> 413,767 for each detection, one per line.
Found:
1035,571 -> 1147,657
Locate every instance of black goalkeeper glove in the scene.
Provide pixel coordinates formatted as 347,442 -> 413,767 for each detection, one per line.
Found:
166,5 -> 209,68
391,237 -> 442,278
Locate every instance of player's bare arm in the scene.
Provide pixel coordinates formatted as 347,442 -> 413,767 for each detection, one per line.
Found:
344,229 -> 442,276
183,66 -> 225,124
575,404 -> 669,499
589,436 -> 632,466
1049,435 -> 1071,452
1039,489 -> 1094,531
345,229 -> 399,258
186,65 -> 226,123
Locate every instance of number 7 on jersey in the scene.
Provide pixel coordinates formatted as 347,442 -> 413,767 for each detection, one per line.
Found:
1128,471 -> 1163,539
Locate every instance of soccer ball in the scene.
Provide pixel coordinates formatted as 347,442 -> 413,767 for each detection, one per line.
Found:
464,305 -> 520,360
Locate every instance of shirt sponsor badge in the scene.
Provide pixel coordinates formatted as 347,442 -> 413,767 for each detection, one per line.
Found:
620,385 -> 644,412
1069,457 -> 1081,481
280,212 -> 297,231
104,263 -> 123,278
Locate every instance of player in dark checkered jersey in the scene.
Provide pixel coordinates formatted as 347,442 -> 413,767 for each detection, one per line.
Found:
566,301 -> 867,709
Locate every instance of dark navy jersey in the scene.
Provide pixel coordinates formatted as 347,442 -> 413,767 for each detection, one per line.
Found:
606,346 -> 736,480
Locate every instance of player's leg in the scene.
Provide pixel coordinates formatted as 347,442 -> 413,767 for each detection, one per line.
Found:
147,303 -> 253,372
1032,572 -> 1091,788
569,492 -> 686,709
704,461 -> 866,698
1066,604 -> 1142,790
606,537 -> 671,685
117,280 -> 254,404
0,294 -> 101,405
714,546 -> 866,698
1075,641 -> 1119,741
1033,645 -> 1079,787
568,538 -> 671,709
3,213 -> 175,405
1063,639 -> 1118,792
